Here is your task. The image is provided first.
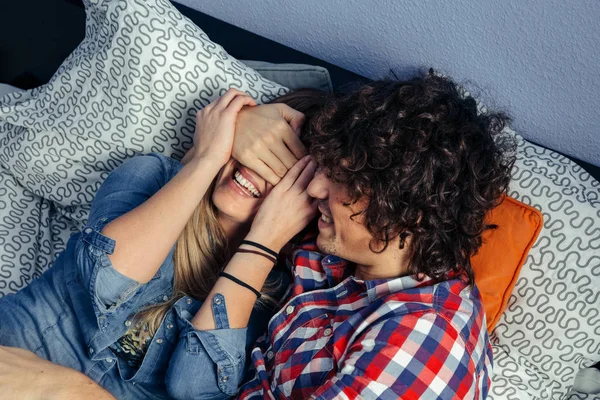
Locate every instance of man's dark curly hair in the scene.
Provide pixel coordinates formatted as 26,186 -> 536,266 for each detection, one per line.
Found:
305,73 -> 516,285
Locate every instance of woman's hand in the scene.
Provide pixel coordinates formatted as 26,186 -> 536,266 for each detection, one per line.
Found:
233,104 -> 307,185
247,155 -> 318,251
181,103 -> 307,183
0,346 -> 115,400
192,89 -> 257,167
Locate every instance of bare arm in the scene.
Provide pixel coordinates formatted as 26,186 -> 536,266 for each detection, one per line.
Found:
102,90 -> 256,284
192,155 -> 317,330
102,155 -> 221,283
0,346 -> 116,400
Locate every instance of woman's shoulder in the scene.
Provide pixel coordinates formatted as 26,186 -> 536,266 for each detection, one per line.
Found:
117,153 -> 184,181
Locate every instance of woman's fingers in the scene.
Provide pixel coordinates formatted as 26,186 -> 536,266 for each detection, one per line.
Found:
292,159 -> 317,192
282,129 -> 308,160
271,140 -> 300,170
214,88 -> 251,110
277,155 -> 312,191
225,95 -> 257,115
260,151 -> 288,179
275,104 -> 306,137
252,161 -> 283,186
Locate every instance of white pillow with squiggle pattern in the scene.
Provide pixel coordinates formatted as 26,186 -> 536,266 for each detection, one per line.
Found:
488,132 -> 600,400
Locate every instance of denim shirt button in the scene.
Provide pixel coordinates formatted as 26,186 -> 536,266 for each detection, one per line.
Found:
89,347 -> 94,354
214,297 -> 222,305
84,228 -> 92,234
162,295 -> 169,301
156,338 -> 163,344
106,357 -> 114,363
125,320 -> 132,327
166,323 -> 174,329
220,375 -> 229,383
186,298 -> 192,305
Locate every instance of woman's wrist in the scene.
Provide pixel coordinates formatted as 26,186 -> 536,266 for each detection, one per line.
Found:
244,230 -> 284,255
188,152 -> 226,176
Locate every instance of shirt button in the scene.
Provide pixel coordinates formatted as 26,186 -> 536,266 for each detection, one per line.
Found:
89,347 -> 94,354
105,357 -> 114,363
156,338 -> 163,344
214,297 -> 222,305
186,298 -> 192,305
166,323 -> 174,330
220,375 -> 228,383
162,295 -> 169,301
285,305 -> 295,315
324,328 -> 333,336
84,228 -> 92,234
266,351 -> 274,360
125,320 -> 132,327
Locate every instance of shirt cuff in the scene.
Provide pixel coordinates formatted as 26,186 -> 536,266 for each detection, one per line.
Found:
79,217 -> 142,315
174,304 -> 247,396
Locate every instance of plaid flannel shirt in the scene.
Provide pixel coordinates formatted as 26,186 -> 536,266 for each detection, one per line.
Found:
238,236 -> 493,399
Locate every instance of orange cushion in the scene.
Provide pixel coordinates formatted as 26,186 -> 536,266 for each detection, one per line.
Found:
471,196 -> 543,332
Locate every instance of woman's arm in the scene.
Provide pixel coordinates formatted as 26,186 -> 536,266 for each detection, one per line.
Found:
192,155 -> 317,330
102,90 -> 256,284
164,156 -> 317,399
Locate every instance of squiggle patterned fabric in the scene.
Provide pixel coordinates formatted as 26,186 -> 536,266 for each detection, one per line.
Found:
488,132 -> 600,400
0,0 -> 598,399
0,0 -> 285,294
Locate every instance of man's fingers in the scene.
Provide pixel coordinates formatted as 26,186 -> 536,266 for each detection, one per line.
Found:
276,104 -> 306,136
282,129 -> 308,159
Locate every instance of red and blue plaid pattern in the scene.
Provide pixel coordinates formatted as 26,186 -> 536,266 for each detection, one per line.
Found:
239,237 -> 492,399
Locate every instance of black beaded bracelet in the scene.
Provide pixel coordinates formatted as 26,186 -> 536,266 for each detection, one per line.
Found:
219,272 -> 261,299
240,240 -> 278,259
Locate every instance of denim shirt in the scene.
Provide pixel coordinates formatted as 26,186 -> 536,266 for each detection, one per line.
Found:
0,153 -> 280,400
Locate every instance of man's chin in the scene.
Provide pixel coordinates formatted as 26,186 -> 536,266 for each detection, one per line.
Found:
316,234 -> 338,256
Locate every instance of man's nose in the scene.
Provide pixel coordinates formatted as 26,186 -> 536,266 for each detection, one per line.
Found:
307,170 -> 328,199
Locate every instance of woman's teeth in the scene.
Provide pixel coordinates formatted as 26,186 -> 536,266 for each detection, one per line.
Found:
321,213 -> 333,224
234,170 -> 260,197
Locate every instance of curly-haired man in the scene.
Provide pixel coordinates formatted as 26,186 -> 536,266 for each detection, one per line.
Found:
237,73 -> 515,399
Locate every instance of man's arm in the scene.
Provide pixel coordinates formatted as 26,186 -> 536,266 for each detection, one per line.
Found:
0,346 -> 115,400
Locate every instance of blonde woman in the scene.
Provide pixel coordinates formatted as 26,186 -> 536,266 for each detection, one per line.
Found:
0,89 -> 321,400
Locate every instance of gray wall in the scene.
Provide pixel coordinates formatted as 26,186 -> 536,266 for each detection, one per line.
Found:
175,0 -> 600,166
